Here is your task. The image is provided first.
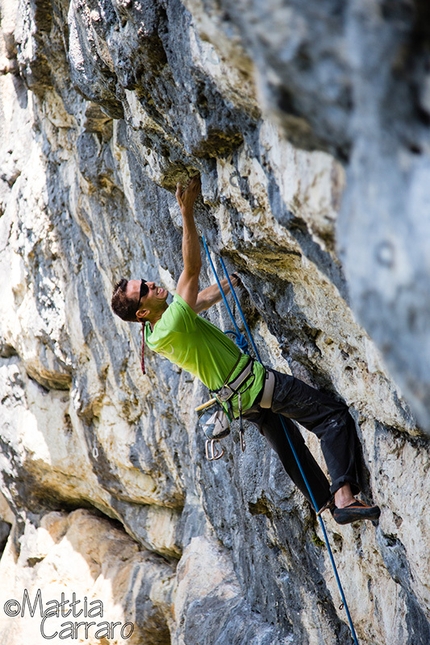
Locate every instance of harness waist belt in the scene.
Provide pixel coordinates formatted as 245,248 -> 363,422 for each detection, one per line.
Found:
216,358 -> 253,402
259,369 -> 275,409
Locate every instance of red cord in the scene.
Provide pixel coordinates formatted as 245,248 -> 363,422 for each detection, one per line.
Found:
140,324 -> 146,375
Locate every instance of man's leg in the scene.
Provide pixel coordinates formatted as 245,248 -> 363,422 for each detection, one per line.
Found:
268,370 -> 380,523
242,406 -> 332,512
269,371 -> 360,496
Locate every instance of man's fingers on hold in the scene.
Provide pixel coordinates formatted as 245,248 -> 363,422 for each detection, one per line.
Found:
188,176 -> 201,195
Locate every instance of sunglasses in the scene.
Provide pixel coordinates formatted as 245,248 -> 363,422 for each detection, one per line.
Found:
139,279 -> 149,301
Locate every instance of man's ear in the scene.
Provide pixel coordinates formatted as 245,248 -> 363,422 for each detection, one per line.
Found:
136,308 -> 149,322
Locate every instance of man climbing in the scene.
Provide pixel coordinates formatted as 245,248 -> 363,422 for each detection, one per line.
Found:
111,176 -> 380,525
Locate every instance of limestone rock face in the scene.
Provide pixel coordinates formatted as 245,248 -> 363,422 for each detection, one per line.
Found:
208,0 -> 430,433
0,1 -> 429,644
0,509 -> 175,645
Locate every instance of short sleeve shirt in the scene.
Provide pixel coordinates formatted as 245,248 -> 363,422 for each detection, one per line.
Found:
144,294 -> 265,414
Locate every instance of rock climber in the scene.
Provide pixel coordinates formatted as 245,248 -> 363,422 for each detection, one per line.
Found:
111,176 -> 380,525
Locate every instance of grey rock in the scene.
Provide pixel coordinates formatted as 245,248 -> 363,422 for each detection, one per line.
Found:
214,0 -> 430,433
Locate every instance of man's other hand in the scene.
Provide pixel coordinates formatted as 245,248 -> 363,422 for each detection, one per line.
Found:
230,273 -> 242,288
176,176 -> 201,214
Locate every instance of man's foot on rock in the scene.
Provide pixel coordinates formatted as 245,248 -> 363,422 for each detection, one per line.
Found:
316,496 -> 335,516
333,499 -> 381,525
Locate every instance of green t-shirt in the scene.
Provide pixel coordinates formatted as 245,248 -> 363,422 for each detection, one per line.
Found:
144,294 -> 265,415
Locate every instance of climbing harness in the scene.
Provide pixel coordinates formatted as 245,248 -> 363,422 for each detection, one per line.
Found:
200,236 -> 360,645
213,357 -> 255,456
216,356 -> 253,399
259,368 -> 276,408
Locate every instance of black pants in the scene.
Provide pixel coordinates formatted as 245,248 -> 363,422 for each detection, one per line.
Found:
242,371 -> 360,512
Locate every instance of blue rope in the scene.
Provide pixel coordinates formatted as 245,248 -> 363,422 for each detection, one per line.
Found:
219,256 -> 261,360
202,238 -> 360,645
224,330 -> 249,353
202,237 -> 249,353
278,415 -> 359,645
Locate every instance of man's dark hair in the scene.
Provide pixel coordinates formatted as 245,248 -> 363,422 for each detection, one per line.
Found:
111,278 -> 140,322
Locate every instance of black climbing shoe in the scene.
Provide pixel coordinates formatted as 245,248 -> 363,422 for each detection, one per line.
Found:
316,496 -> 335,516
333,500 -> 381,525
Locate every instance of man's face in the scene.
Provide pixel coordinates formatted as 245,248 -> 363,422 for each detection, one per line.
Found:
126,280 -> 168,317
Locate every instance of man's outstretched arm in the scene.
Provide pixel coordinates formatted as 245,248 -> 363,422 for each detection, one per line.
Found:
175,177 -> 202,309
194,275 -> 240,313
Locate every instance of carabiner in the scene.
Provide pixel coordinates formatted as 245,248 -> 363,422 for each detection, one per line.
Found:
205,438 -> 225,461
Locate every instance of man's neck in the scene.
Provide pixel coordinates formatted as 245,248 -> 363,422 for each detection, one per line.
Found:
148,303 -> 169,329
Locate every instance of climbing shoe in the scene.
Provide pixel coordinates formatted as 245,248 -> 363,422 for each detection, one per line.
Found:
316,496 -> 335,516
333,499 -> 381,525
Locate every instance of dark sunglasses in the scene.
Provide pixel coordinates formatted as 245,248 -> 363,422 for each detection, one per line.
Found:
139,279 -> 149,301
